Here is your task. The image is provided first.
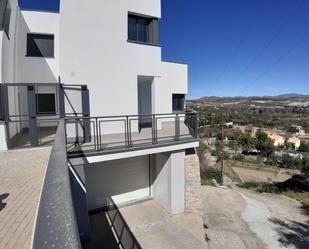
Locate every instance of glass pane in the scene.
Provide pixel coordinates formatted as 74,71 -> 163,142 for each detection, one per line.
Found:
138,21 -> 148,42
128,16 -> 138,41
27,34 -> 54,57
173,94 -> 185,111
36,94 -> 56,114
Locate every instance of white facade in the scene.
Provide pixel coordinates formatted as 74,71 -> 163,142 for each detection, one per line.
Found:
0,0 -> 198,221
59,0 -> 187,117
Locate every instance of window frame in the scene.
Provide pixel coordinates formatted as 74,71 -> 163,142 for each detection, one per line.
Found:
36,93 -> 57,115
172,94 -> 186,112
26,33 -> 55,58
127,13 -> 159,46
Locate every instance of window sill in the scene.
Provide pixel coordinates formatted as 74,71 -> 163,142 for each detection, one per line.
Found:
127,40 -> 161,47
25,55 -> 55,58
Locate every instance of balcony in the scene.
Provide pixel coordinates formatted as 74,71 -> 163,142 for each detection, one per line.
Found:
65,111 -> 198,158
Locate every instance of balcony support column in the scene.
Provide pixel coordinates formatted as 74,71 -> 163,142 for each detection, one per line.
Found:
152,150 -> 185,214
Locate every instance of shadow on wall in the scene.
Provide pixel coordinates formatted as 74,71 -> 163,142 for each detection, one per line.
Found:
84,154 -> 169,210
0,193 -> 9,211
269,217 -> 309,249
5,12 -> 59,146
16,13 -> 58,83
83,197 -> 142,249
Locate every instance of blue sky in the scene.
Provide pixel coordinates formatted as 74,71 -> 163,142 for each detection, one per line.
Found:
20,0 -> 309,98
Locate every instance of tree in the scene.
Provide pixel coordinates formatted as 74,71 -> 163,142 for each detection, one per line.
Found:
299,142 -> 309,153
256,140 -> 274,157
255,130 -> 269,142
302,157 -> 309,176
238,133 -> 255,151
255,130 -> 274,157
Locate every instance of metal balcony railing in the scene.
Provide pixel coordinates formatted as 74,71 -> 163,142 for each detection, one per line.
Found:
65,110 -> 198,157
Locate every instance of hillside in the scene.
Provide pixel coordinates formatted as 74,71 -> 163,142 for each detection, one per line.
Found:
189,94 -> 309,108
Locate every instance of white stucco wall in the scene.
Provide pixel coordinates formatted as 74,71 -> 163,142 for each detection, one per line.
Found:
85,155 -> 151,210
59,0 -> 187,118
15,10 -> 59,83
1,0 -> 18,84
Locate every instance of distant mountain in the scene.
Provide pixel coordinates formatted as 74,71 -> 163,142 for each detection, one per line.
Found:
194,94 -> 309,102
275,93 -> 309,98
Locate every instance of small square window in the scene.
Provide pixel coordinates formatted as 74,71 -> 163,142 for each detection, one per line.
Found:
128,14 -> 158,44
172,94 -> 185,112
36,93 -> 56,115
27,34 -> 54,57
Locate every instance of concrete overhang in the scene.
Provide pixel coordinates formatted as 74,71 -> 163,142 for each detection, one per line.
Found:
68,140 -> 199,166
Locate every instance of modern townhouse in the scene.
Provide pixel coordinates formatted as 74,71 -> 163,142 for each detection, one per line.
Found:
0,0 -> 203,248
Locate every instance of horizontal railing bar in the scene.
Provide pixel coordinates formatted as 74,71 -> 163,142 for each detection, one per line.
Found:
64,110 -> 198,156
65,112 -> 196,120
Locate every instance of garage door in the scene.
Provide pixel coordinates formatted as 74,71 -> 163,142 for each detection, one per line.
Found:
85,156 -> 150,210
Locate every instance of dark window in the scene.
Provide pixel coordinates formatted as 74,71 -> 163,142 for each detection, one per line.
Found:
3,0 -> 11,36
27,34 -> 54,57
36,93 -> 56,115
128,14 -> 158,44
172,94 -> 185,112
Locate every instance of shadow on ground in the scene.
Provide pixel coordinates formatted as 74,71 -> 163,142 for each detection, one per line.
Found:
269,217 -> 309,249
0,193 -> 9,211
82,212 -> 119,249
300,205 -> 309,216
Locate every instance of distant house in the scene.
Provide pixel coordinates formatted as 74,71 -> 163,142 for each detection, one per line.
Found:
290,125 -> 306,136
287,137 -> 301,150
267,133 -> 285,147
223,122 -> 233,128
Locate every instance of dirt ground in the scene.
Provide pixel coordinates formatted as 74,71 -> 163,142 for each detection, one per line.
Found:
232,166 -> 292,183
202,185 -> 309,249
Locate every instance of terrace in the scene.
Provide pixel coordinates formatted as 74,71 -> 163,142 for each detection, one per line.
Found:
65,111 -> 199,158
30,114 -> 201,249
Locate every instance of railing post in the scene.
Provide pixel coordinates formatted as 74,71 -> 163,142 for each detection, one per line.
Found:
175,113 -> 180,141
127,116 -> 132,147
58,84 -> 65,119
154,115 -> 158,144
95,117 -> 99,151
27,85 -> 39,146
195,113 -> 199,138
1,85 -> 11,148
152,114 -> 155,145
82,86 -> 91,143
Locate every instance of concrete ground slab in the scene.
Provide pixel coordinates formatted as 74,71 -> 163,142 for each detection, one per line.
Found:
0,147 -> 51,249
202,185 -> 309,249
206,230 -> 247,249
118,200 -> 208,249
202,186 -> 266,249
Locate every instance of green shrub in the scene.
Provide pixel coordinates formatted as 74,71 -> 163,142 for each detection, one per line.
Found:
257,183 -> 280,194
238,181 -> 259,189
302,157 -> 309,176
201,168 -> 223,186
234,153 -> 245,161
299,142 -> 309,153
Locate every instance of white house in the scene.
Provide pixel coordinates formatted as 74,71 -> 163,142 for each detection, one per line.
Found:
0,0 -> 200,244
